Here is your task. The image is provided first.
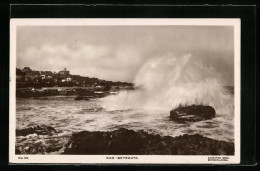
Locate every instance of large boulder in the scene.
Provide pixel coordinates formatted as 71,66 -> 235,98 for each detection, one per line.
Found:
170,105 -> 216,123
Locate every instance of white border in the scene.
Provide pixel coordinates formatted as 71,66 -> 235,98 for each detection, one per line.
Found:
9,19 -> 241,164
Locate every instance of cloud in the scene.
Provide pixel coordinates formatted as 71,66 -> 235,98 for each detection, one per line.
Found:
17,43 -> 147,82
16,26 -> 234,85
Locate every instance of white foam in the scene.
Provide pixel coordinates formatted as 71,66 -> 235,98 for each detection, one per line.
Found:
102,54 -> 233,115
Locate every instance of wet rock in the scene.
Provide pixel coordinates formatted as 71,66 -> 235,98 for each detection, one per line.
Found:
16,143 -> 45,154
16,125 -> 57,136
46,146 -> 62,153
15,149 -> 21,154
170,105 -> 216,123
74,96 -> 89,101
63,128 -> 234,155
16,138 -> 66,154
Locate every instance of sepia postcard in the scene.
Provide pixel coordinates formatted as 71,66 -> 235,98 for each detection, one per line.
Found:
9,19 -> 241,164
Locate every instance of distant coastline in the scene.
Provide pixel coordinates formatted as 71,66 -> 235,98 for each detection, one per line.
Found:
16,67 -> 133,89
16,67 -> 134,98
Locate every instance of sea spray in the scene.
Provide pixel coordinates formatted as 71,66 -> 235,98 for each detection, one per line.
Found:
101,54 -> 233,114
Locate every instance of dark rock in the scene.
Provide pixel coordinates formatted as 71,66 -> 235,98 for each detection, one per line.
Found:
23,144 -> 45,154
170,105 -> 216,123
74,96 -> 89,101
16,136 -> 66,154
77,89 -> 95,96
46,146 -> 62,153
63,128 -> 234,155
16,125 -> 57,136
103,85 -> 111,91
15,149 -> 21,154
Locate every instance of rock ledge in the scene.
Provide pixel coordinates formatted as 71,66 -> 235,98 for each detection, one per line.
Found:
63,128 -> 233,155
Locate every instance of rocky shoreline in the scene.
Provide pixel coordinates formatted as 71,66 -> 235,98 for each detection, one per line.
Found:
16,86 -> 133,99
15,125 -> 234,155
63,128 -> 234,155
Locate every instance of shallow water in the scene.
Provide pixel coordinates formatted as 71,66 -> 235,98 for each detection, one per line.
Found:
16,95 -> 234,154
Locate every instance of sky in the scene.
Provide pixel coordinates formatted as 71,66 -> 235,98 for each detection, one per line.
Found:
16,26 -> 234,85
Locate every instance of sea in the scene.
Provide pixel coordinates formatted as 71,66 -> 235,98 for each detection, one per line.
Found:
16,94 -> 234,154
